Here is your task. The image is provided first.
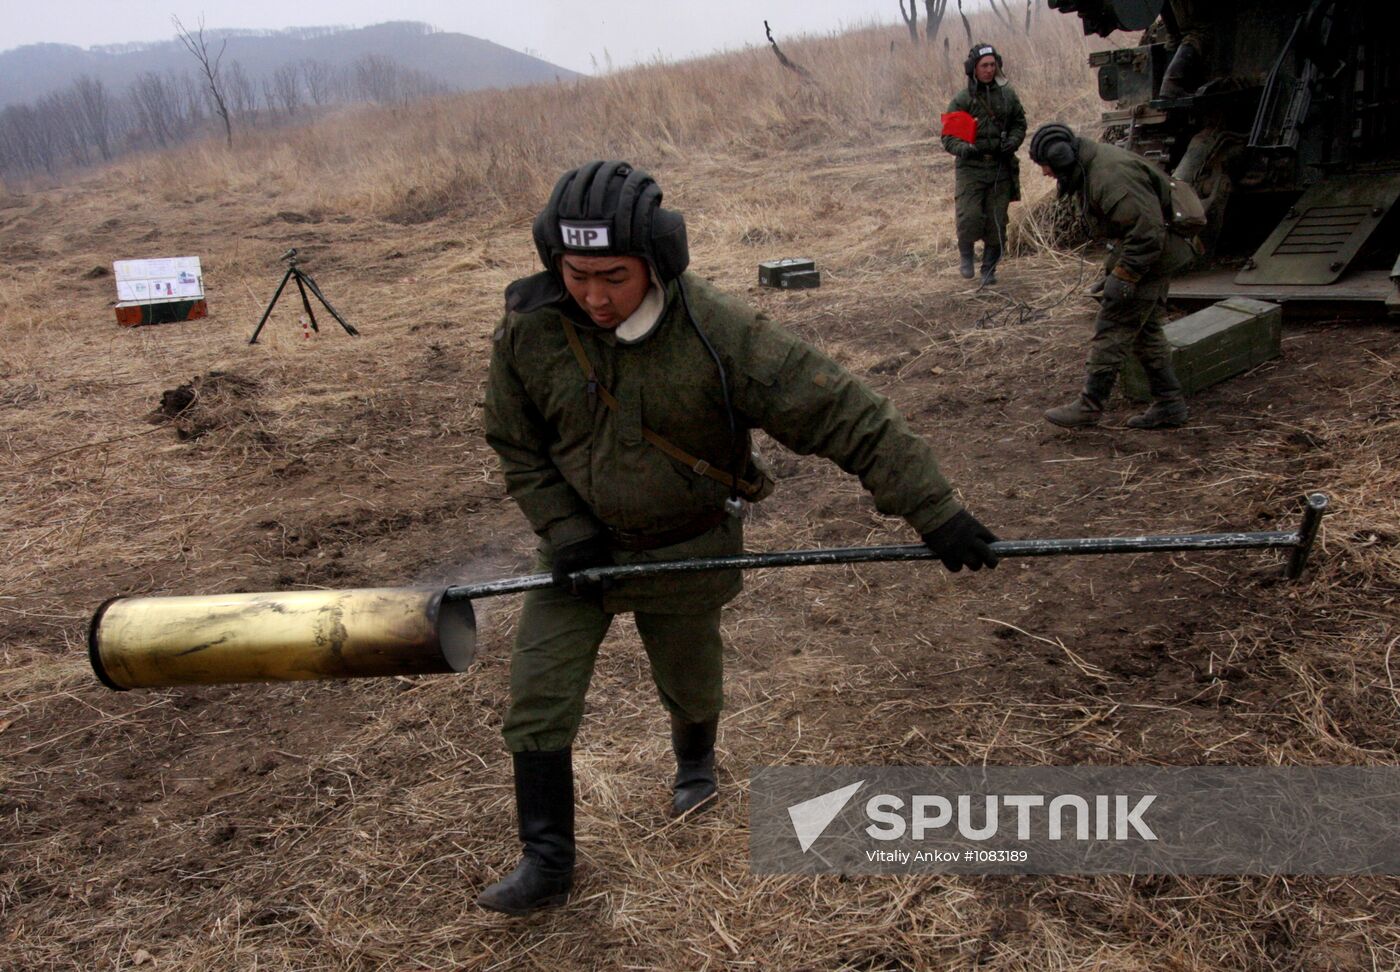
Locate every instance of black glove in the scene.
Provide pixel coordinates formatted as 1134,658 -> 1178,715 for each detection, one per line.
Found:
1087,277 -> 1106,297
551,534 -> 615,597
921,510 -> 999,572
1102,273 -> 1137,302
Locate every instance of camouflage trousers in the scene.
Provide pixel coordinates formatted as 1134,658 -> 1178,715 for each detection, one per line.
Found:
502,580 -> 725,752
955,160 -> 1018,248
1084,275 -> 1183,402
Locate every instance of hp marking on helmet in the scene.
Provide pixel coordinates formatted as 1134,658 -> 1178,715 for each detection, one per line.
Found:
560,222 -> 611,249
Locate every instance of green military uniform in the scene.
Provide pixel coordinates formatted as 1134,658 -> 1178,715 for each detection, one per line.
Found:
1168,0 -> 1214,53
1158,0 -> 1217,98
484,272 -> 963,752
1073,137 -> 1196,402
942,78 -> 1026,253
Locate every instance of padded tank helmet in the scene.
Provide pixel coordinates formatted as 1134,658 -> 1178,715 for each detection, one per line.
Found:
964,43 -> 1003,78
1028,122 -> 1079,175
532,160 -> 689,284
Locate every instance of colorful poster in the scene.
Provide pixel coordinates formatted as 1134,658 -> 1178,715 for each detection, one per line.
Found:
114,257 -> 204,302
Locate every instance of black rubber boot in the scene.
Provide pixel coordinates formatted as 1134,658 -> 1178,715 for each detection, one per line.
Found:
980,244 -> 1001,286
478,748 -> 575,916
1158,40 -> 1202,99
671,715 -> 718,818
958,244 -> 976,279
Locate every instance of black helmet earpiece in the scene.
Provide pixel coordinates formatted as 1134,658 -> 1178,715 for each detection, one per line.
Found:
1029,122 -> 1078,171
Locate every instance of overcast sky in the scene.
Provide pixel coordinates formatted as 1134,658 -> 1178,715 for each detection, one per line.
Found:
3,1 -> 926,74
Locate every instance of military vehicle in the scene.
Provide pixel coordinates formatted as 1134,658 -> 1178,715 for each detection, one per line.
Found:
1049,0 -> 1400,314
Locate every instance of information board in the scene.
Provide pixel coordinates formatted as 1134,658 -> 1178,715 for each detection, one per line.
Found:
113,257 -> 204,303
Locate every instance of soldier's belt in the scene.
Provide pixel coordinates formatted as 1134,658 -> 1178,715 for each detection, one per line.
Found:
606,508 -> 729,551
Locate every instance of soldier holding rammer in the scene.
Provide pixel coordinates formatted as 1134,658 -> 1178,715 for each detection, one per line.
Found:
478,160 -> 1000,915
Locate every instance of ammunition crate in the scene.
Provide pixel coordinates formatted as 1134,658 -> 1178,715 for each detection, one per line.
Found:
115,298 -> 208,327
1121,297 -> 1281,402
777,270 -> 821,289
759,258 -> 817,288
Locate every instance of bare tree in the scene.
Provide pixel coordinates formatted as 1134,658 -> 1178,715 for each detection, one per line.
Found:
72,76 -> 112,161
353,54 -> 400,105
898,0 -> 920,43
271,64 -> 302,116
986,0 -> 1017,31
173,15 -> 233,147
924,0 -> 949,43
129,72 -> 175,148
40,91 -> 88,167
762,21 -> 816,83
174,72 -> 206,132
301,59 -> 334,108
224,61 -> 257,121
1,104 -> 59,175
957,0 -> 973,43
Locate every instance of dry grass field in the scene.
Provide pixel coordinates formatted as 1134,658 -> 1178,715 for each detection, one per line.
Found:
2,14 -> 1399,971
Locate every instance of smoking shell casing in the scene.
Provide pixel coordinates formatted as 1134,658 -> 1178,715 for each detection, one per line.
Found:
89,587 -> 475,690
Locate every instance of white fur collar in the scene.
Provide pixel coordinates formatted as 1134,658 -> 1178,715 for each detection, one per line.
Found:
613,274 -> 667,344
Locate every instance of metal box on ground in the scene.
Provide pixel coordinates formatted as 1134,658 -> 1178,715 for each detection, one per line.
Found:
759,258 -> 818,288
1121,297 -> 1282,402
113,256 -> 206,327
115,298 -> 208,327
777,270 -> 821,289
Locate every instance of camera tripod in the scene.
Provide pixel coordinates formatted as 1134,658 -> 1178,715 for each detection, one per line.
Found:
248,248 -> 360,344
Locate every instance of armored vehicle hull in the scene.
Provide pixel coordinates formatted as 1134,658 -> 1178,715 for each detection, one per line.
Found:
1051,0 -> 1400,314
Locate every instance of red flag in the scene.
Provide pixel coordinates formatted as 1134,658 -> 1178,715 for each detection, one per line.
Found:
940,110 -> 977,144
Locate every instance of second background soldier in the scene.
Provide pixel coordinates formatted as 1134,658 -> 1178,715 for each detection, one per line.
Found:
941,43 -> 1027,286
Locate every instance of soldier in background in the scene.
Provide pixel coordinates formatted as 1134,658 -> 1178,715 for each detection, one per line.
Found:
941,43 -> 1027,285
1029,123 -> 1196,430
1158,0 -> 1216,99
478,160 -> 999,915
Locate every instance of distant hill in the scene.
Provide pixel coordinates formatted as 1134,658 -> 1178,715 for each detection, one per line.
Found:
0,22 -> 580,109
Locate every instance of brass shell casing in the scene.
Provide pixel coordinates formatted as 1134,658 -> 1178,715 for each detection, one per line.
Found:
89,587 -> 475,690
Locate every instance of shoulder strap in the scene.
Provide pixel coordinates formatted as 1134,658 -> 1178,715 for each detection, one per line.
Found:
561,318 -> 764,500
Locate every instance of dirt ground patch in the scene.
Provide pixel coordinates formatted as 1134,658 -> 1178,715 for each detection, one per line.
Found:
2,46 -> 1399,972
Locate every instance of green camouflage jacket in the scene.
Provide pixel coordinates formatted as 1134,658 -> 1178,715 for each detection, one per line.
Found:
484,272 -> 962,612
942,80 -> 1027,168
1076,138 -> 1198,281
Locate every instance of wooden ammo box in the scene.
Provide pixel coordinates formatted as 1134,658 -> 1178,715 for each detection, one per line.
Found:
1121,297 -> 1281,402
115,298 -> 208,326
113,257 -> 207,327
759,258 -> 818,288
